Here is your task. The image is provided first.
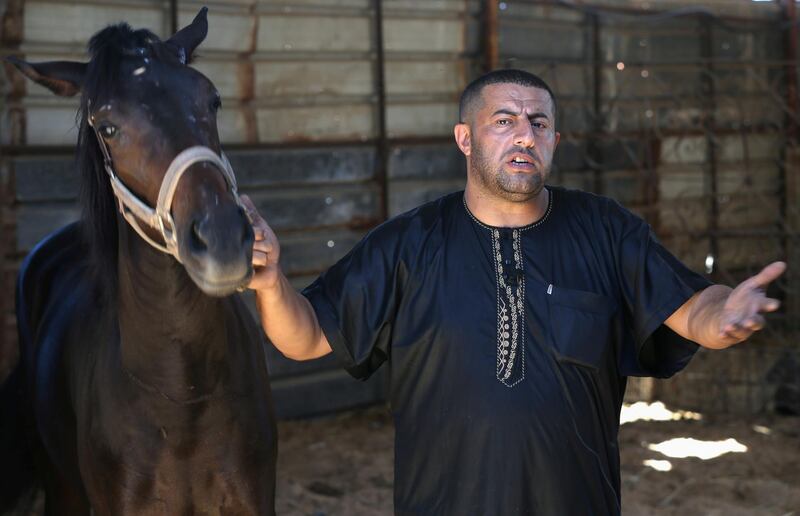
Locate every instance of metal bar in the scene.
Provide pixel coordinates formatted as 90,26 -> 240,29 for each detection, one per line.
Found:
484,0 -> 499,72
700,14 -> 720,280
781,0 -> 798,324
372,0 -> 390,221
785,0 -> 798,144
509,0 -> 780,26
589,12 -> 603,196
170,0 -> 178,35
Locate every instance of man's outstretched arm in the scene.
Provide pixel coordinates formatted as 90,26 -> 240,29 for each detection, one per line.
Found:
665,261 -> 786,349
242,195 -> 333,361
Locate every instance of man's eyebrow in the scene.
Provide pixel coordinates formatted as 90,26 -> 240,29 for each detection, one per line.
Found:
490,108 -> 550,120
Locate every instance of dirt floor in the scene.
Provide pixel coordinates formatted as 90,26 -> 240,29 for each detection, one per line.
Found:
275,404 -> 800,515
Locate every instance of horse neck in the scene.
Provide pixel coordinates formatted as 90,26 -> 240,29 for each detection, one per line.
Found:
115,218 -> 229,397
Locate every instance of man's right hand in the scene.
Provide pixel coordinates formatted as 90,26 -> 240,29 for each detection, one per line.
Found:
241,194 -> 282,291
240,194 -> 333,360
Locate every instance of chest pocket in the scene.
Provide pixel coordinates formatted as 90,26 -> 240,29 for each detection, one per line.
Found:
547,285 -> 618,371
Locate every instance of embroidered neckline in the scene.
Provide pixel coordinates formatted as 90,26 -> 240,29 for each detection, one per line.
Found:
461,190 -> 552,387
462,188 -> 553,232
492,227 -> 525,387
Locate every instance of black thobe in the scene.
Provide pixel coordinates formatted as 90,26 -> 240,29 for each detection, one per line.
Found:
303,186 -> 711,515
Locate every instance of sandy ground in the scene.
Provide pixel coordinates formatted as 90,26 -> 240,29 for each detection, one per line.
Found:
275,404 -> 800,515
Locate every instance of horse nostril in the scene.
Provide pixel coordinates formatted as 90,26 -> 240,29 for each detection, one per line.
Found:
190,219 -> 210,252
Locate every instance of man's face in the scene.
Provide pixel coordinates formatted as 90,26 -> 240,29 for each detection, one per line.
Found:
456,83 -> 560,202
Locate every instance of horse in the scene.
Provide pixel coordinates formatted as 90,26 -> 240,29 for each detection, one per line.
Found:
1,8 -> 277,515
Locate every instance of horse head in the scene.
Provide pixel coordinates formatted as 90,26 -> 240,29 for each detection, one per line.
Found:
7,8 -> 253,296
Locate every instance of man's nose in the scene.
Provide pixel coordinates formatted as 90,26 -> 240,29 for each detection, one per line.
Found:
514,121 -> 535,148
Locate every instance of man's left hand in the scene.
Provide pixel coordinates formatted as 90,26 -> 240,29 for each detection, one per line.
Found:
717,261 -> 786,345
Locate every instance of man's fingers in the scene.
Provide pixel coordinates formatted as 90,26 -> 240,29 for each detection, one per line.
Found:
742,314 -> 765,331
720,323 -> 752,342
751,261 -> 786,288
240,194 -> 267,227
253,240 -> 274,256
253,250 -> 268,267
761,298 -> 781,312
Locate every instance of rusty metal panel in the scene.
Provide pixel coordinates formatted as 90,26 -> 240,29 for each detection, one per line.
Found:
386,102 -> 458,138
385,61 -> 463,95
23,1 -> 167,45
256,104 -> 374,142
177,6 -> 255,52
384,17 -> 464,53
257,15 -> 371,52
255,60 -> 374,97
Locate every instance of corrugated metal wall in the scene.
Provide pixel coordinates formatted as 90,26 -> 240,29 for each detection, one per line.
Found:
0,0 -> 479,417
494,0 -> 798,412
1,0 -> 798,415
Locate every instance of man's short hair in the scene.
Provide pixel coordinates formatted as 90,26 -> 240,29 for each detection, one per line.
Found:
458,69 -> 557,123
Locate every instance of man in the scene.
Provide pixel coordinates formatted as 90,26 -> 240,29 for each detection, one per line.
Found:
242,69 -> 785,514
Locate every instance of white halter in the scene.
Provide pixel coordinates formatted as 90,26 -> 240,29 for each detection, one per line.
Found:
89,119 -> 242,263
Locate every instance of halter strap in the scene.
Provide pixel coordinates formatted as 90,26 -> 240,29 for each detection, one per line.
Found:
89,120 -> 241,263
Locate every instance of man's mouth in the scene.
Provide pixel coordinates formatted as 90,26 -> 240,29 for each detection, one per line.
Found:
507,154 -> 536,170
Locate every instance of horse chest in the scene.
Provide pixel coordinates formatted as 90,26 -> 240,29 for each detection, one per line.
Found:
80,399 -> 276,515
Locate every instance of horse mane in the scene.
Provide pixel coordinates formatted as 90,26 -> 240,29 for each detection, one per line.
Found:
75,23 -> 174,298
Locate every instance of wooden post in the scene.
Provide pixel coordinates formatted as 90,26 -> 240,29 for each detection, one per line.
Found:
372,0 -> 389,221
0,0 -> 24,382
782,0 -> 799,327
483,0 -> 499,72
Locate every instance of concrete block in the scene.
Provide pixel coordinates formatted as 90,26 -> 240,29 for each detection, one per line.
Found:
716,133 -> 781,163
218,108 -> 251,144
257,15 -> 370,52
229,147 -> 375,186
602,170 -> 640,204
602,66 -> 702,100
385,60 -> 465,96
244,184 -> 381,231
388,179 -> 462,216
712,65 -> 774,96
14,157 -> 78,202
279,228 -> 367,276
499,3 -> 584,23
179,8 -> 255,52
528,63 -> 591,98
717,236 -> 783,271
16,203 -> 80,252
192,59 -> 252,100
600,29 -> 701,64
256,104 -> 374,142
553,139 -> 588,172
388,144 -> 464,180
384,18 -> 464,53
660,136 -> 707,165
23,1 -> 166,44
24,104 -> 80,146
386,102 -> 458,138
499,22 -> 585,60
605,101 -> 704,133
713,28 -> 782,62
255,60 -> 373,97
714,95 -> 785,129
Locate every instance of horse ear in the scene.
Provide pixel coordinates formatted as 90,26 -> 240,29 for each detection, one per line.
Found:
166,7 -> 208,63
5,56 -> 86,97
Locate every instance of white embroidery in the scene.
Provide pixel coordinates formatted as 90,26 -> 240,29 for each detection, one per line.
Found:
463,193 -> 553,388
492,228 -> 525,386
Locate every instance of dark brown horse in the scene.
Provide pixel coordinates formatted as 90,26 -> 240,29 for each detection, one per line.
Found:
1,9 -> 276,515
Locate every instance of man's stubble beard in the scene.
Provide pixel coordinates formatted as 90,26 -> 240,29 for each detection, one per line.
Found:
469,138 -> 551,203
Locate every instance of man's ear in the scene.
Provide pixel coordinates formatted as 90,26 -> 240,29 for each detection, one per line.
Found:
554,131 -> 561,148
454,123 -> 471,157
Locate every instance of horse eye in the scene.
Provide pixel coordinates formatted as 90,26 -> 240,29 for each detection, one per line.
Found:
99,124 -> 118,139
